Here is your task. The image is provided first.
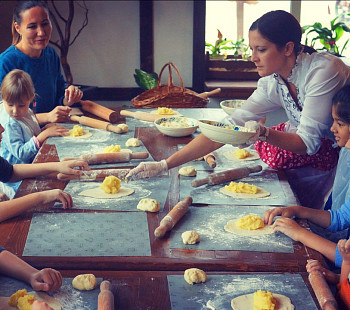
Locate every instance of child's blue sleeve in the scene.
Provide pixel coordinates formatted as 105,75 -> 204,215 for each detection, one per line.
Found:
328,198 -> 350,232
3,121 -> 37,163
335,245 -> 343,268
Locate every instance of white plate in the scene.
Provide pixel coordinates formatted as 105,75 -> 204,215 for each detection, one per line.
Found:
220,99 -> 245,115
154,116 -> 198,137
198,120 -> 256,145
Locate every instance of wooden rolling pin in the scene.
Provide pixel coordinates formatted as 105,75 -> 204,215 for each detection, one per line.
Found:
63,152 -> 149,165
120,110 -> 163,122
154,196 -> 193,238
98,280 -> 114,310
80,100 -> 119,123
57,168 -> 130,181
70,115 -> 123,134
197,87 -> 221,99
191,165 -> 262,188
309,271 -> 338,310
204,153 -> 216,168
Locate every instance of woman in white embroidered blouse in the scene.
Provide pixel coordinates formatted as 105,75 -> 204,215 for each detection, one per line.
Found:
127,10 -> 350,209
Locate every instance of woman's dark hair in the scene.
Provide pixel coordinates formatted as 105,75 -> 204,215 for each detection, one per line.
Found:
332,85 -> 350,124
249,10 -> 316,55
12,0 -> 49,45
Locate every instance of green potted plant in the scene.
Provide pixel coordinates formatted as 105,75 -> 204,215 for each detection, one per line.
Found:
205,29 -> 233,59
302,13 -> 350,56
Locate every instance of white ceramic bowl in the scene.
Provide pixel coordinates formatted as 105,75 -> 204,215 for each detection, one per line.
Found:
198,120 -> 256,145
154,116 -> 198,137
220,99 -> 245,115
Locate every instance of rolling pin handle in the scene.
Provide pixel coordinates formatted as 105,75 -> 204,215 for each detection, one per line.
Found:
248,165 -> 263,174
98,280 -> 114,310
70,115 -> 81,123
191,178 -> 208,188
106,124 -> 123,134
154,225 -> 167,238
130,152 -> 149,160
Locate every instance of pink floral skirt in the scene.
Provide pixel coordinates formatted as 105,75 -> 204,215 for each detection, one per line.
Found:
254,123 -> 339,171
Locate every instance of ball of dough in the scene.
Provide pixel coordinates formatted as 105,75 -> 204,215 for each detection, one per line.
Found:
125,138 -> 141,147
72,274 -> 97,291
182,231 -> 200,244
103,144 -> 121,153
69,125 -> 84,137
137,198 -> 160,212
179,166 -> 197,177
100,176 -> 121,194
117,123 -> 129,133
184,268 -> 207,285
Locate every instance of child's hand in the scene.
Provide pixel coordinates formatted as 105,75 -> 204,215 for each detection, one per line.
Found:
40,189 -> 73,209
58,160 -> 90,175
42,124 -> 69,139
64,85 -> 83,106
338,239 -> 350,264
30,268 -> 62,292
31,300 -> 54,310
272,217 -> 304,241
264,206 -> 299,225
0,191 -> 9,202
306,259 -> 340,284
47,106 -> 72,123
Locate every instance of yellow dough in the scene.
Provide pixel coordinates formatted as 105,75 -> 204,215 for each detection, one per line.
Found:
181,231 -> 200,244
125,138 -> 141,147
184,268 -> 207,285
100,176 -> 121,194
236,214 -> 265,230
103,144 -> 121,153
137,198 -> 160,212
234,149 -> 250,159
224,218 -> 274,237
117,123 -> 129,133
231,292 -> 294,310
220,182 -> 270,199
254,290 -> 276,310
223,150 -> 260,161
9,289 -> 27,307
156,107 -> 176,115
72,274 -> 97,291
17,294 -> 35,310
179,166 -> 197,177
66,125 -> 92,139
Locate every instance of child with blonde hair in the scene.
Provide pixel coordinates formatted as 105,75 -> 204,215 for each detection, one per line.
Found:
0,69 -> 69,197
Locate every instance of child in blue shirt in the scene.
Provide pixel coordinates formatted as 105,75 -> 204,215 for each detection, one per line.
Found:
264,84 -> 350,268
0,69 -> 69,197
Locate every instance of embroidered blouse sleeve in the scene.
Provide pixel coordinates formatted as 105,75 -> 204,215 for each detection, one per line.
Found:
227,77 -> 283,126
297,57 -> 350,154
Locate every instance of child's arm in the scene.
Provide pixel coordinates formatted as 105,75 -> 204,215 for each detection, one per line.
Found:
338,239 -> 350,282
9,160 -> 89,182
36,124 -> 69,145
0,189 -> 72,222
273,217 -> 337,262
0,250 -> 62,292
264,205 -> 331,228
35,106 -> 72,124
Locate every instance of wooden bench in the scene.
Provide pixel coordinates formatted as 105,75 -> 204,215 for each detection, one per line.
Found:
204,52 -> 259,99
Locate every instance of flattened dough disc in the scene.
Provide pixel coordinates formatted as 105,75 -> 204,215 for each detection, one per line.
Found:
220,186 -> 270,199
0,291 -> 61,310
231,293 -> 294,310
224,219 -> 274,236
78,187 -> 134,199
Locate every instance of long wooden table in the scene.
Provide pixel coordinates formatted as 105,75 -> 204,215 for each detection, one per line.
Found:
0,107 -> 336,309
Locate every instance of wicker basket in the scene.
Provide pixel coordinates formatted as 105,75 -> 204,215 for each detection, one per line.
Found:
132,62 -> 209,108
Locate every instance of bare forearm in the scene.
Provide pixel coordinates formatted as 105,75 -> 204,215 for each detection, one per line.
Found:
0,251 -> 37,283
266,129 -> 307,155
166,133 -> 223,169
298,230 -> 337,262
35,113 -> 50,125
11,163 -> 61,182
340,262 -> 350,282
0,192 -> 44,222
296,207 -> 331,228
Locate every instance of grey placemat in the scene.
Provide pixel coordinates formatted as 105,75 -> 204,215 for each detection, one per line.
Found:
46,123 -> 154,168
0,276 -> 101,310
168,273 -> 318,310
60,176 -> 170,211
169,206 -> 293,253
180,170 -> 294,205
23,212 -> 151,257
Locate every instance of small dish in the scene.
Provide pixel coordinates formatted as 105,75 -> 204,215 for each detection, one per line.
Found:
154,116 -> 198,137
198,120 -> 256,145
220,99 -> 245,115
